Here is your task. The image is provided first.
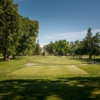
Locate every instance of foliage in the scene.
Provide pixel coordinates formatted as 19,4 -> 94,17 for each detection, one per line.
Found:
43,40 -> 69,56
0,0 -> 21,60
0,0 -> 39,60
17,17 -> 39,56
83,28 -> 100,59
68,28 -> 100,59
35,40 -> 41,55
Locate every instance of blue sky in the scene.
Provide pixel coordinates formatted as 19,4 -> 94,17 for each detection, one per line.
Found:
14,0 -> 100,47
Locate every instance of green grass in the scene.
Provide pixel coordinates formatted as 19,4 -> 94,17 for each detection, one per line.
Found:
7,65 -> 88,79
0,56 -> 100,100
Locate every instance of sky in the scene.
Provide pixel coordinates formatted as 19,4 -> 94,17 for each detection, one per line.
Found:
14,0 -> 100,47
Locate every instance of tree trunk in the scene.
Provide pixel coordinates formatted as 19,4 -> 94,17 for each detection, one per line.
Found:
89,54 -> 92,59
94,55 -> 95,59
3,50 -> 10,61
80,55 -> 82,59
3,50 -> 8,61
12,55 -> 16,59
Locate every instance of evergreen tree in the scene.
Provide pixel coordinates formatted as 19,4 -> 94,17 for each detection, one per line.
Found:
36,40 -> 40,55
84,28 -> 94,59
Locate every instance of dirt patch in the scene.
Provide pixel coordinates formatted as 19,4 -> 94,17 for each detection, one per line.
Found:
25,63 -> 37,66
80,64 -> 88,66
61,56 -> 66,57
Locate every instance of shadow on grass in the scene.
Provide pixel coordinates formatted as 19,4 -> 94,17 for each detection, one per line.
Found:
69,57 -> 100,64
0,56 -> 23,62
0,58 -> 4,62
0,77 -> 100,100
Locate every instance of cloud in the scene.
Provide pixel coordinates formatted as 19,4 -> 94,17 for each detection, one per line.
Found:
39,41 -> 48,48
44,29 -> 100,41
39,29 -> 100,47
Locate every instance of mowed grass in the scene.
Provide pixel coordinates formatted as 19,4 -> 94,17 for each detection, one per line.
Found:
7,65 -> 88,79
0,56 -> 100,100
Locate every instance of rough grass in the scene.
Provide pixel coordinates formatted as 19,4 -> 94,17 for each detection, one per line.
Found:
0,56 -> 100,100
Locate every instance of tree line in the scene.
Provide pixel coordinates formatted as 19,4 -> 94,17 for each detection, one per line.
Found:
43,28 -> 100,59
0,0 -> 39,60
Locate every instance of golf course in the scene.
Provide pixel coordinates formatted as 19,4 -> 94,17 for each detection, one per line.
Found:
0,56 -> 100,100
0,0 -> 100,100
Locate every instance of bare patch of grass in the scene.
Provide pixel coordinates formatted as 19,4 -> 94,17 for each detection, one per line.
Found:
25,63 -> 37,66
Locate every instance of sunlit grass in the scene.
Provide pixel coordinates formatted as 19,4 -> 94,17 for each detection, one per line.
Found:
0,56 -> 100,100
7,65 -> 88,79
77,64 -> 100,77
0,56 -> 100,80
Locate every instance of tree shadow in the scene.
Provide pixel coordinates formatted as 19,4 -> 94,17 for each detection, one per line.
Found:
69,57 -> 100,64
0,77 -> 100,100
0,56 -> 23,62
0,58 -> 4,62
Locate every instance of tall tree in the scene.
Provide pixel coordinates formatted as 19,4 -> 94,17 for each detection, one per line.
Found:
82,28 -> 100,59
36,40 -> 40,55
84,28 -> 93,59
17,17 -> 39,56
0,0 -> 21,60
92,32 -> 100,59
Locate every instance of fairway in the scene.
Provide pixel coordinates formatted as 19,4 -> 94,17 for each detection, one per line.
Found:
7,65 -> 88,77
0,56 -> 100,100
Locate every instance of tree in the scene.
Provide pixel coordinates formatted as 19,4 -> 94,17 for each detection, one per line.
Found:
56,40 -> 69,56
74,40 -> 85,58
69,40 -> 80,57
84,28 -> 93,59
81,28 -> 100,59
36,40 -> 41,55
43,41 -> 55,55
92,32 -> 100,59
0,0 -> 21,60
43,40 -> 69,56
0,0 -> 39,60
17,17 -> 39,56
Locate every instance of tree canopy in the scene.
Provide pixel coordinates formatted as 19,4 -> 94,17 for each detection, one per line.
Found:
0,0 -> 39,60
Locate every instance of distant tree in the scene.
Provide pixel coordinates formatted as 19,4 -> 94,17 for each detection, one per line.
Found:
56,40 -> 69,56
69,40 -> 80,57
84,28 -> 93,59
92,32 -> 100,59
43,40 -> 69,56
74,40 -> 85,58
36,40 -> 41,55
43,41 -> 55,55
43,28 -> 100,59
81,28 -> 100,59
